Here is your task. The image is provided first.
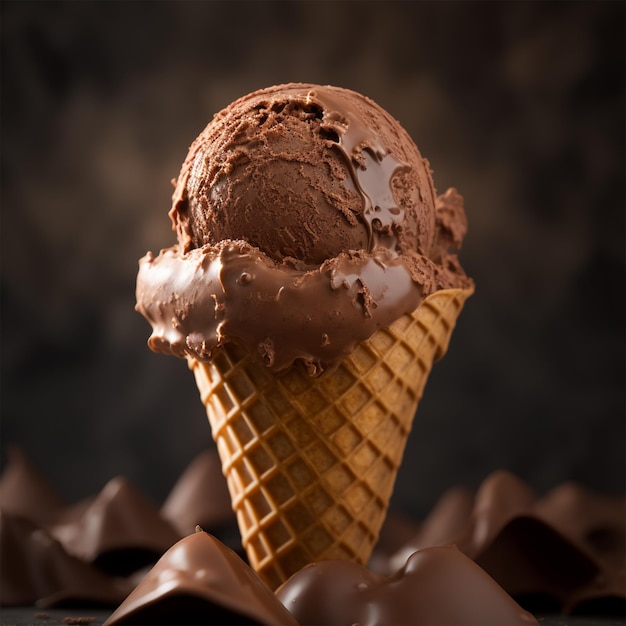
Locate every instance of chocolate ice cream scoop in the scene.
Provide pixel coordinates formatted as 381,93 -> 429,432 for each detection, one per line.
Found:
136,83 -> 472,373
172,83 -> 439,264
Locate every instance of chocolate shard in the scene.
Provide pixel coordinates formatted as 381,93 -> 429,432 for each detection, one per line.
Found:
161,449 -> 235,537
385,486 -> 474,572
0,445 -> 65,525
0,511 -> 130,608
104,530 -> 298,625
51,476 -> 180,576
533,481 -> 626,615
388,470 -> 626,616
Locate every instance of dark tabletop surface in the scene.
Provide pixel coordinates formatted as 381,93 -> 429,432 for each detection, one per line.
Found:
2,607 -> 626,626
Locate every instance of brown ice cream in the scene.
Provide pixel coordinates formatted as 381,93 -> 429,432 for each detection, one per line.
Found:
177,84 -> 437,263
136,83 -> 472,374
135,82 -> 474,588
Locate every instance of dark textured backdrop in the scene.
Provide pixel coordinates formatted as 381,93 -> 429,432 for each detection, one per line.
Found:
1,0 -> 624,518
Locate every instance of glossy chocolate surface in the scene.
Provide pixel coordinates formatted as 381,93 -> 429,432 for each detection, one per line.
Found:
387,471 -> 626,616
277,544 -> 538,626
2,450 -> 623,622
136,83 -> 472,374
104,530 -> 298,625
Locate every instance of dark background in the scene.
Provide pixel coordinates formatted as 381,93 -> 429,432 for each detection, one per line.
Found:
1,0 -> 624,519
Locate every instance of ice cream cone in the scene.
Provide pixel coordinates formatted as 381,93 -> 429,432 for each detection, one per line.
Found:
187,286 -> 473,589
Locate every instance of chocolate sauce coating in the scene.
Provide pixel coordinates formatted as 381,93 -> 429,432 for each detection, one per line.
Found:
276,545 -> 538,625
135,83 -> 472,374
136,241 -> 426,374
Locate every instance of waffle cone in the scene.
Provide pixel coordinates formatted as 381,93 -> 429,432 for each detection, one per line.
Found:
188,286 -> 473,589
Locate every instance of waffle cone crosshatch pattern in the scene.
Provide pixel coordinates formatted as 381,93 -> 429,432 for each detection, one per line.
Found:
189,286 -> 473,589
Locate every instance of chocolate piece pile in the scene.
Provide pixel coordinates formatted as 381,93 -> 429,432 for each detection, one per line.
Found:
383,470 -> 626,616
1,447 -> 623,624
105,532 -> 535,626
0,446 -> 235,609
